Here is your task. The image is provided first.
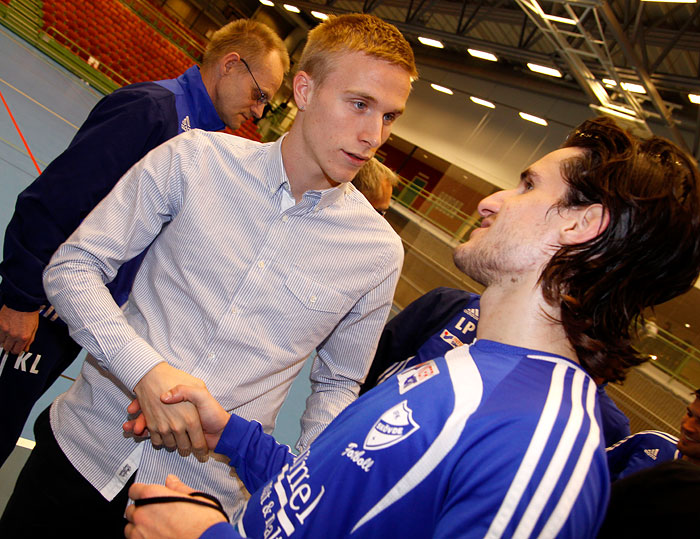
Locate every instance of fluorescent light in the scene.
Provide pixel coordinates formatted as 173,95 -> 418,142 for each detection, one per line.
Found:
470,96 -> 495,108
596,106 -> 637,121
542,14 -> 577,25
467,49 -> 498,62
519,112 -> 548,126
621,82 -> 646,94
418,37 -> 444,48
641,0 -> 696,3
259,0 -> 274,5
602,78 -> 646,94
527,63 -> 562,78
311,11 -> 328,19
606,103 -> 636,116
430,83 -> 453,95
689,93 -> 700,104
283,4 -> 300,12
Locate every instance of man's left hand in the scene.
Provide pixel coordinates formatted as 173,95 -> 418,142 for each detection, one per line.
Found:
125,474 -> 227,539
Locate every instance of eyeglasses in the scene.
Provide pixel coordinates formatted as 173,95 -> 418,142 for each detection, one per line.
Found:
240,58 -> 269,106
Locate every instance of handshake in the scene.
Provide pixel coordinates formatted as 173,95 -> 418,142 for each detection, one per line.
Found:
124,362 -> 232,458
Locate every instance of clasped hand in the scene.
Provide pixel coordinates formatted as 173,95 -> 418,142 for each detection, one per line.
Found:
130,363 -> 210,456
125,375 -> 231,455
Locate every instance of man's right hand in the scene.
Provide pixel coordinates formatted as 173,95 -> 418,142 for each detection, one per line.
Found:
124,384 -> 231,450
0,305 -> 39,354
132,363 -> 209,456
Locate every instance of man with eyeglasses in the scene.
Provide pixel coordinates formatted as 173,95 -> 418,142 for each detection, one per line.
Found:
0,19 -> 288,471
0,13 -> 416,537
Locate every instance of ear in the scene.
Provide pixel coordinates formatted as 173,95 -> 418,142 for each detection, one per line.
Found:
559,203 -> 609,245
293,70 -> 313,111
220,52 -> 241,75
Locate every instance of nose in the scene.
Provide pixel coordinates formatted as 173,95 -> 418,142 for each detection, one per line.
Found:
251,102 -> 266,120
477,188 -> 511,218
360,115 -> 384,149
682,413 -> 698,435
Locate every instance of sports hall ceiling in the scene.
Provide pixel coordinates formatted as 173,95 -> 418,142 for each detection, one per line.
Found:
218,0 -> 700,157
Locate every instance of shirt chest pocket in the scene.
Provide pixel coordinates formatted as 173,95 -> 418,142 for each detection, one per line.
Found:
285,270 -> 353,314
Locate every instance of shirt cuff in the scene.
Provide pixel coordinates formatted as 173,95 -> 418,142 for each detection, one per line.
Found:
109,336 -> 165,391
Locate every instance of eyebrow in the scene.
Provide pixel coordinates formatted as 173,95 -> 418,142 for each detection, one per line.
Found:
520,168 -> 539,183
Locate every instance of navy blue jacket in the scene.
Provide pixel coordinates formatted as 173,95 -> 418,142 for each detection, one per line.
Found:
0,66 -> 223,311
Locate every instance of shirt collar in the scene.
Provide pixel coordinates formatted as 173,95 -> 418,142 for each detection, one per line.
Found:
175,66 -> 225,132
266,133 -> 351,212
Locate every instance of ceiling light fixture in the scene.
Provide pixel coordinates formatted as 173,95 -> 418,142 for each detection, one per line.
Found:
283,4 -> 300,12
470,96 -> 495,108
602,79 -> 646,94
259,0 -> 274,5
542,14 -> 577,25
527,63 -> 562,78
431,83 -> 453,95
621,82 -> 646,94
690,94 -> 700,104
311,11 -> 328,19
519,112 -> 548,126
641,0 -> 696,3
418,37 -> 444,48
593,105 -> 638,121
605,103 -> 636,116
467,49 -> 498,62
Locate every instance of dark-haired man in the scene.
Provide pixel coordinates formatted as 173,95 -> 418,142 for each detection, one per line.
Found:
125,116 -> 700,538
0,19 -> 289,467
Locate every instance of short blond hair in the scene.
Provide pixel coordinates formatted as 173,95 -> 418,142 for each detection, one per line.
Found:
203,19 -> 290,72
297,13 -> 417,85
352,158 -> 398,200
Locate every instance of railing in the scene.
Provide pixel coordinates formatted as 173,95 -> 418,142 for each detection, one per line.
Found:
43,25 -> 131,87
393,174 -> 481,243
634,324 -> 700,390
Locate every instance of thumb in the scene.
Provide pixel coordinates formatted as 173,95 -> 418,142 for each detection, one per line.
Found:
161,384 -> 205,405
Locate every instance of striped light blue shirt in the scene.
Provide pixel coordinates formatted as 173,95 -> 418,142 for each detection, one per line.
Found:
43,129 -> 403,517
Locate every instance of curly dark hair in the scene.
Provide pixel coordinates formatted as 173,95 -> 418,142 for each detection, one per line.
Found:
539,117 -> 700,383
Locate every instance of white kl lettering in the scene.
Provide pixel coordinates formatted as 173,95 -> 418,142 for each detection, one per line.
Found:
13,352 -> 41,373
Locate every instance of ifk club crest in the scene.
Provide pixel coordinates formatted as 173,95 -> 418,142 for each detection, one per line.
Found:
363,400 -> 419,451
